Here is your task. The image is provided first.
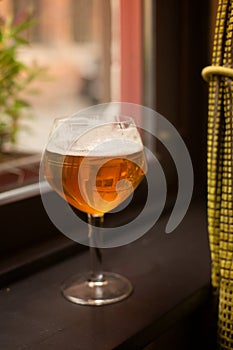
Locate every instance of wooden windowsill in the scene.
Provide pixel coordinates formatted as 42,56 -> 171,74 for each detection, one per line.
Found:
0,199 -> 212,349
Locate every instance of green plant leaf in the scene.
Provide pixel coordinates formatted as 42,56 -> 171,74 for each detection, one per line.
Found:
14,99 -> 30,109
13,19 -> 35,35
14,35 -> 29,45
0,122 -> 7,132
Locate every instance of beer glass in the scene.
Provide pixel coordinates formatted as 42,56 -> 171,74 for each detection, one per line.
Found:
43,114 -> 147,305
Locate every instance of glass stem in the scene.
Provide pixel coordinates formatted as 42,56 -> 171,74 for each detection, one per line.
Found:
87,214 -> 104,283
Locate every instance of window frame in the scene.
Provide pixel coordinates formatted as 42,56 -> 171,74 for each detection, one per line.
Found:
0,0 -> 211,282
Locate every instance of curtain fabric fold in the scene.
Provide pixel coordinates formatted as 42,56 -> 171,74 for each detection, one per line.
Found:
206,0 -> 233,348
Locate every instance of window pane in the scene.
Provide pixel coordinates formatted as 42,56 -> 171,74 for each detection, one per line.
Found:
0,0 -> 115,192
0,0 -> 113,155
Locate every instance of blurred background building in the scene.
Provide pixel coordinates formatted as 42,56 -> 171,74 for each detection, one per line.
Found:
0,0 -> 117,152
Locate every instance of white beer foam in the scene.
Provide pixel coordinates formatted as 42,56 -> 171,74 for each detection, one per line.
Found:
47,121 -> 143,156
47,139 -> 143,156
71,139 -> 143,156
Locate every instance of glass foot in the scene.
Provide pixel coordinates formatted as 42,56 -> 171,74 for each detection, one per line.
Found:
61,272 -> 133,306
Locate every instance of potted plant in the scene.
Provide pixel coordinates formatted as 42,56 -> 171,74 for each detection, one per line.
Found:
0,9 -> 41,156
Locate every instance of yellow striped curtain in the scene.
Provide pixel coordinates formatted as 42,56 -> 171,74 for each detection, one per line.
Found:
202,0 -> 233,348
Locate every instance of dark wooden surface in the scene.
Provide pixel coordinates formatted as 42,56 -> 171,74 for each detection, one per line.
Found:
0,199 -> 210,349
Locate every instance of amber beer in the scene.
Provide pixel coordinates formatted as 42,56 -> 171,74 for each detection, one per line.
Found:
44,149 -> 146,215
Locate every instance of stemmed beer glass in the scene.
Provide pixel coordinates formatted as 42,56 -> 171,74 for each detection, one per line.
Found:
42,113 -> 147,305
